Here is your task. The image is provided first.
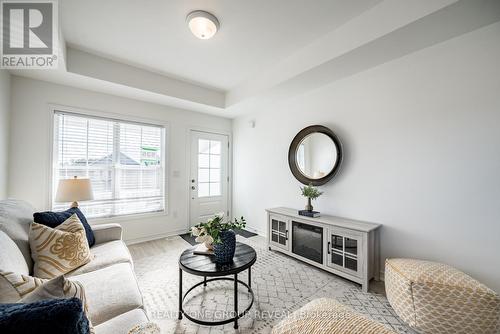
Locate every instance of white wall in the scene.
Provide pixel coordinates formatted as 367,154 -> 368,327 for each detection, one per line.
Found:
233,23 -> 500,292
8,76 -> 231,243
0,71 -> 10,199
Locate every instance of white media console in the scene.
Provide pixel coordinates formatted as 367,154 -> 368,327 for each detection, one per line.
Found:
266,207 -> 381,292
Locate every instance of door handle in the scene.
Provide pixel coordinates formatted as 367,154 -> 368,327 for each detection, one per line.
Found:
285,230 -> 289,240
191,186 -> 195,190
327,241 -> 331,254
191,179 -> 195,183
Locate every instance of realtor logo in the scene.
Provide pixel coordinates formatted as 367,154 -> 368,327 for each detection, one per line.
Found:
1,0 -> 58,68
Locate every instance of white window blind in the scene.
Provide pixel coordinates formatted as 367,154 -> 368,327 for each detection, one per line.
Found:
52,111 -> 165,218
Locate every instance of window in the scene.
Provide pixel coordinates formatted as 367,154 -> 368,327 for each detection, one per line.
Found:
52,111 -> 165,218
197,139 -> 221,197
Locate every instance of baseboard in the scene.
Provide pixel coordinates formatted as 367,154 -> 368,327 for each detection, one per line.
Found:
244,225 -> 266,237
124,228 -> 188,245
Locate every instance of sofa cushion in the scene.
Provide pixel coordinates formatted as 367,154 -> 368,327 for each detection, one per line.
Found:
0,298 -> 91,334
67,240 -> 133,276
271,298 -> 396,334
34,207 -> 95,247
94,309 -> 148,334
0,231 -> 31,302
0,230 -> 29,275
29,214 -> 93,279
70,263 -> 143,326
0,199 -> 35,270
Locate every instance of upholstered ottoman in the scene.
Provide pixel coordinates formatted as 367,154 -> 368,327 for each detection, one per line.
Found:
271,298 -> 395,334
385,258 -> 500,334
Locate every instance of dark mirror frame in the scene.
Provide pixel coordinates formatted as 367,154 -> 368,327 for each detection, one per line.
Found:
288,125 -> 343,186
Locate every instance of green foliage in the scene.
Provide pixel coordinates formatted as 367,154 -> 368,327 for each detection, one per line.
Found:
191,213 -> 246,244
300,184 -> 323,200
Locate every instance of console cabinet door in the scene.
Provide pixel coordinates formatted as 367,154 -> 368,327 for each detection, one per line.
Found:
269,214 -> 290,250
326,227 -> 364,278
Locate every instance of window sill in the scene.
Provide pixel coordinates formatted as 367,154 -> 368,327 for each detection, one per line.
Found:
88,210 -> 168,225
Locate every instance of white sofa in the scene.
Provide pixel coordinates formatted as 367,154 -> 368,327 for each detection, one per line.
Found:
0,199 -> 149,334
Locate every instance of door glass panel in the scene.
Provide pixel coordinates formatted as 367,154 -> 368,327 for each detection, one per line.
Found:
279,235 -> 287,245
345,256 -> 357,271
279,221 -> 287,233
198,183 -> 209,197
197,139 -> 223,198
198,169 -> 209,182
345,237 -> 358,255
198,154 -> 209,168
198,140 -> 210,154
210,141 -> 221,155
209,182 -> 221,196
332,251 -> 343,266
272,232 -> 279,243
209,169 -> 220,182
210,155 -> 221,168
332,235 -> 343,251
272,219 -> 278,231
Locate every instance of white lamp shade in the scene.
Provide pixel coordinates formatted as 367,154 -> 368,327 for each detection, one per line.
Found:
55,177 -> 94,203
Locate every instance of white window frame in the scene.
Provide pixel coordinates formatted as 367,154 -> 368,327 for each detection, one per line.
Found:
48,104 -> 169,221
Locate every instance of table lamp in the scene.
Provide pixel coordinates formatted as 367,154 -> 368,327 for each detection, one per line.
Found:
55,176 -> 94,208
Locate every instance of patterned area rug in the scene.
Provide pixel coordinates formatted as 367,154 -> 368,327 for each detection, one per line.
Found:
129,235 -> 416,334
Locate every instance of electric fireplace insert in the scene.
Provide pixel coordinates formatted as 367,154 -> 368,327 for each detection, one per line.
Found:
292,221 -> 323,264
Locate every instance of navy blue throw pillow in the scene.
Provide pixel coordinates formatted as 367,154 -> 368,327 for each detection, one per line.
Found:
33,207 -> 95,247
0,298 -> 90,334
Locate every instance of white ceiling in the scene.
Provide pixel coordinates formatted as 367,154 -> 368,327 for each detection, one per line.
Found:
61,0 -> 381,91
12,0 -> 498,118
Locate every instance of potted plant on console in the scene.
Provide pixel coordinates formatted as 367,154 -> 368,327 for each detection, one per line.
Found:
299,183 -> 323,217
191,213 -> 246,264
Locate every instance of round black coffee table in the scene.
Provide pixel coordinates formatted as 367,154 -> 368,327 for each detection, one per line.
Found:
178,242 -> 256,329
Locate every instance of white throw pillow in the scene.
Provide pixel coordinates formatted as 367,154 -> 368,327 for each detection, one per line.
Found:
128,322 -> 161,334
0,271 -> 88,313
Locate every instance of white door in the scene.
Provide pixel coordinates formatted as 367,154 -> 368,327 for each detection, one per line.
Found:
189,131 -> 229,227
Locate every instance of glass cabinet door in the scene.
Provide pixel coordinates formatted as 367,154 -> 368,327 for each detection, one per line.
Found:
270,216 -> 289,250
327,230 -> 362,276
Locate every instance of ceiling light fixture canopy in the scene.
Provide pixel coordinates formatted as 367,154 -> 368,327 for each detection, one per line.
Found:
186,10 -> 220,40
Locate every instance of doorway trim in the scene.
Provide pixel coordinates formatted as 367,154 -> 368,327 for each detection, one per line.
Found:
185,126 -> 232,232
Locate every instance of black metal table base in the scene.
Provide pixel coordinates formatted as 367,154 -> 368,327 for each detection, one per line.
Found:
178,270 -> 254,329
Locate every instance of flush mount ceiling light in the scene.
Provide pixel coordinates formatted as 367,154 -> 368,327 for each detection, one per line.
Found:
186,10 -> 220,40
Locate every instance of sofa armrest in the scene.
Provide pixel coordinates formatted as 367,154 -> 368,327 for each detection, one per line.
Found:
91,223 -> 123,245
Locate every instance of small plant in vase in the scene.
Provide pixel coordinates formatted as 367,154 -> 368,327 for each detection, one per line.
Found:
300,184 -> 323,212
191,213 -> 246,264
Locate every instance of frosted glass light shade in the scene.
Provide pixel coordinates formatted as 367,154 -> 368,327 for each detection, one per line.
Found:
55,177 -> 94,203
187,11 -> 219,39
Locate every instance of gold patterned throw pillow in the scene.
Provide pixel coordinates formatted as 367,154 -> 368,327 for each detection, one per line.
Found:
29,214 -> 92,278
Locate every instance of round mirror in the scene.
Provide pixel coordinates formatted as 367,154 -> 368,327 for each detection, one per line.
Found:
288,125 -> 343,185
296,133 -> 337,179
